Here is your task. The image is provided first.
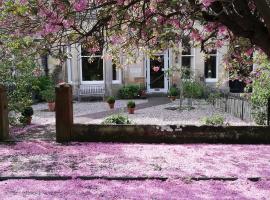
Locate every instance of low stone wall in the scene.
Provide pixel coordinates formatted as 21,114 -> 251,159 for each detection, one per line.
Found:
70,124 -> 270,144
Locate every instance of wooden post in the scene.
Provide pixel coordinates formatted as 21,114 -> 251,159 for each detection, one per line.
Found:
0,85 -> 9,141
55,83 -> 73,142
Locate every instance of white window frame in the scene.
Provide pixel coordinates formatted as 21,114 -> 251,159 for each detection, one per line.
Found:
79,45 -> 104,85
112,63 -> 122,84
66,45 -> 73,84
205,51 -> 218,83
181,46 -> 195,79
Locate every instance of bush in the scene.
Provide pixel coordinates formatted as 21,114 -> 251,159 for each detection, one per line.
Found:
202,115 -> 224,126
183,81 -> 204,99
19,106 -> 34,125
118,84 -> 140,99
252,109 -> 267,125
168,87 -> 179,97
127,100 -> 136,108
102,114 -> 132,125
40,86 -> 55,103
207,92 -> 222,103
21,107 -> 34,117
106,96 -> 116,104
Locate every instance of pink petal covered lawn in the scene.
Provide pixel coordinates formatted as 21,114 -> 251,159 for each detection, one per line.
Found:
0,141 -> 270,178
0,179 -> 269,200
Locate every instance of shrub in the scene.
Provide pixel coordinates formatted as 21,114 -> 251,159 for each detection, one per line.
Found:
40,86 -> 55,103
202,115 -> 224,126
118,84 -> 140,99
19,106 -> 34,125
107,96 -> 116,104
127,100 -> 136,108
168,87 -> 179,97
102,114 -> 132,125
21,107 -> 34,117
252,109 -> 267,125
207,92 -> 222,103
183,81 -> 204,99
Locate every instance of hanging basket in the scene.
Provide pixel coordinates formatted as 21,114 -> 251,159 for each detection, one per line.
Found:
152,66 -> 160,72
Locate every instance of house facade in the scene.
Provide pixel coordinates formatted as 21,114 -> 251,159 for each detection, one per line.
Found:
46,42 -> 229,97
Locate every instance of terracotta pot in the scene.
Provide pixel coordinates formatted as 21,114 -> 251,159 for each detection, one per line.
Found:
25,117 -> 32,125
48,102 -> 55,112
108,103 -> 115,109
128,107 -> 135,114
169,96 -> 176,101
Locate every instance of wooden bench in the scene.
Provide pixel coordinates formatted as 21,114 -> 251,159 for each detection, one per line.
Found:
78,84 -> 105,101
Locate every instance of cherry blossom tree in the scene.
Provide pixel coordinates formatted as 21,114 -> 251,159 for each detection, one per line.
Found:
1,0 -> 270,77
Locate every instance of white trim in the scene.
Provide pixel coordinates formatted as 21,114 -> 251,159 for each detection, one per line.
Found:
66,45 -> 73,84
181,47 -> 195,79
146,50 -> 169,93
205,51 -> 218,83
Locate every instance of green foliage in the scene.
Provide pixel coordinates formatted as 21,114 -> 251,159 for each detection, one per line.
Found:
32,76 -> 54,100
183,81 -> 204,99
168,86 -> 179,97
203,115 -> 224,126
21,107 -> 34,117
102,114 -> 132,125
250,54 -> 270,125
40,86 -> 55,103
127,100 -> 136,108
252,109 -> 267,125
207,92 -> 222,103
19,106 -> 34,125
118,84 -> 140,99
106,96 -> 116,104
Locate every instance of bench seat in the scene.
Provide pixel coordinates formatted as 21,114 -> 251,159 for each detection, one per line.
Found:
78,84 -> 105,101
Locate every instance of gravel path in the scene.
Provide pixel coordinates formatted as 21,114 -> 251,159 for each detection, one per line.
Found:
31,98 -> 253,125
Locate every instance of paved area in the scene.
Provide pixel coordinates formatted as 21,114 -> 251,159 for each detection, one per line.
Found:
32,98 -> 253,125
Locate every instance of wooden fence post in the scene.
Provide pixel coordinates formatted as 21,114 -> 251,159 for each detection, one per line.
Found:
55,83 -> 73,142
0,85 -> 9,141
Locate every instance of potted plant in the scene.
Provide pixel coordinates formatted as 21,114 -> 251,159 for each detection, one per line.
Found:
168,87 -> 179,101
41,86 -> 55,112
19,107 -> 34,125
127,100 -> 136,114
107,96 -> 116,109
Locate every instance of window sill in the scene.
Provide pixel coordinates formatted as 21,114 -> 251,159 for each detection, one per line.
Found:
205,78 -> 218,83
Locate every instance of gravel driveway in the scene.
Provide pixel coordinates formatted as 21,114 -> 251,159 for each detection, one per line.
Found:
32,98 -> 254,126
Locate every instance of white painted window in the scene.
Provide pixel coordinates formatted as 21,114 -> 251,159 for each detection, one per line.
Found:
80,47 -> 104,84
112,63 -> 122,84
205,50 -> 218,82
181,40 -> 195,79
66,45 -> 73,84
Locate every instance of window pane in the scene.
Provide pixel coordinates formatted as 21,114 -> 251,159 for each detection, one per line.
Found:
182,56 -> 191,79
82,57 -> 103,81
204,56 -> 216,78
182,37 -> 191,55
113,64 -> 117,81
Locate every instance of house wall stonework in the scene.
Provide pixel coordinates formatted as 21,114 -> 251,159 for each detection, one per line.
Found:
46,44 -> 230,97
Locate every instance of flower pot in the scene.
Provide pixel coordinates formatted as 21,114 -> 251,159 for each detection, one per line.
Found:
128,107 -> 135,114
25,117 -> 32,125
48,102 -> 55,112
108,103 -> 115,109
169,96 -> 176,101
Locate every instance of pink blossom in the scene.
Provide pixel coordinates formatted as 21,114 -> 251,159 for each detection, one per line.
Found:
73,0 -> 88,12
201,0 -> 214,8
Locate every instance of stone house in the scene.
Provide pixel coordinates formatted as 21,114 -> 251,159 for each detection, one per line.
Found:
44,41 -> 231,98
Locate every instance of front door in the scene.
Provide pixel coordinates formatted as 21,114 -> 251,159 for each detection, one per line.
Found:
147,52 -> 169,93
